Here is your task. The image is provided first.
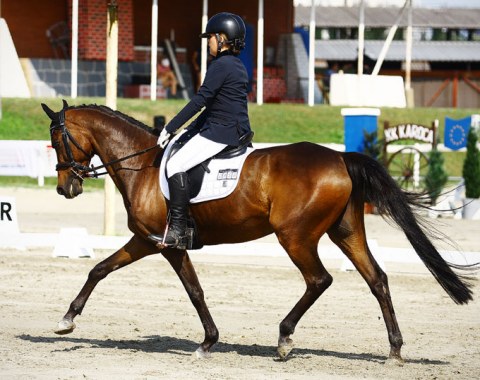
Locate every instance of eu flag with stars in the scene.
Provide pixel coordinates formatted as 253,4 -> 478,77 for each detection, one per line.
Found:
444,116 -> 470,150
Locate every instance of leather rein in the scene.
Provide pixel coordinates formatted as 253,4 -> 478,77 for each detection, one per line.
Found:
50,107 -> 158,180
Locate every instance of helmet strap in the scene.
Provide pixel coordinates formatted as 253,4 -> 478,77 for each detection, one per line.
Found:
215,33 -> 224,51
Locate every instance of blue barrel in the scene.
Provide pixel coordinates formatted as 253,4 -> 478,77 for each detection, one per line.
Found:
341,108 -> 380,153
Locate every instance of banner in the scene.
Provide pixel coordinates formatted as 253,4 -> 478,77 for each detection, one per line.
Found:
330,74 -> 407,108
0,140 -> 102,185
444,116 -> 471,151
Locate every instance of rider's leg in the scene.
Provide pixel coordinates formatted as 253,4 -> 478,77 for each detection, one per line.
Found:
150,134 -> 227,249
161,171 -> 190,248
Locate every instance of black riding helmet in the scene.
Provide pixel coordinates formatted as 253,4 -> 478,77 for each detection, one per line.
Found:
200,12 -> 246,52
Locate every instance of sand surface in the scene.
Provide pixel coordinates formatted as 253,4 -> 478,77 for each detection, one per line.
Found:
1,186 -> 479,379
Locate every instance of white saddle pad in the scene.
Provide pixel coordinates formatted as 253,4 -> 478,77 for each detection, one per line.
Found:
159,132 -> 255,204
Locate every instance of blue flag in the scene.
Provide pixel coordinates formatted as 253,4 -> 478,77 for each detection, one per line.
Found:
444,116 -> 471,150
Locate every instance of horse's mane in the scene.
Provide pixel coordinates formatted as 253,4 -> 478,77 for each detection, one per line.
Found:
71,104 -> 158,136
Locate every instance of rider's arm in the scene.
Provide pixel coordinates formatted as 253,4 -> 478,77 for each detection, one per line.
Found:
164,60 -> 225,134
186,109 -> 207,131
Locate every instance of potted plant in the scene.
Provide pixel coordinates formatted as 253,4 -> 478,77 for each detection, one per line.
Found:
363,130 -> 383,214
462,127 -> 480,219
424,147 -> 448,218
425,148 -> 448,206
363,129 -> 383,163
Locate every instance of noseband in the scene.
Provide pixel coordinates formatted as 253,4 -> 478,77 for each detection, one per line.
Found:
50,107 -> 95,180
50,106 -> 158,180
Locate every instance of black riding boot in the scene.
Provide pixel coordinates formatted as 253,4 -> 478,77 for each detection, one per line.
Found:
150,172 -> 189,249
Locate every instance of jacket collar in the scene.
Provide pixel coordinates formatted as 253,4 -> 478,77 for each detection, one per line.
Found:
215,50 -> 234,59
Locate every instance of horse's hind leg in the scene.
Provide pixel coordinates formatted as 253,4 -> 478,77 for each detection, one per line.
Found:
55,235 -> 157,335
275,237 -> 333,360
328,210 -> 404,365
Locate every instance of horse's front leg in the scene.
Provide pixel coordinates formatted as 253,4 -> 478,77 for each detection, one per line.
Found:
55,235 -> 157,335
161,248 -> 219,358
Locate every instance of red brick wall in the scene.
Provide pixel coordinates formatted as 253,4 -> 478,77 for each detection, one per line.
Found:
2,0 -> 68,58
74,0 -> 134,61
133,0 -> 294,63
2,0 -> 293,60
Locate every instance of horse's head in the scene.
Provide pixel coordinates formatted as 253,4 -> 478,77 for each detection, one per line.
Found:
41,100 -> 94,199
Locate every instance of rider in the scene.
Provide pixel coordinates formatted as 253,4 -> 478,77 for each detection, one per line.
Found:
150,12 -> 252,249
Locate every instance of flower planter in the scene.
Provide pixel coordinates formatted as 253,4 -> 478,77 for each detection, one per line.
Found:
462,198 -> 480,220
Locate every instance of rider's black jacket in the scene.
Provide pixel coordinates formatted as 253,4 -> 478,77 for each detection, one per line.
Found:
164,50 -> 251,146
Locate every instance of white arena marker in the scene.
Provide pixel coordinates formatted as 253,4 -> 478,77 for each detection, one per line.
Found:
53,228 -> 95,259
0,196 -> 25,250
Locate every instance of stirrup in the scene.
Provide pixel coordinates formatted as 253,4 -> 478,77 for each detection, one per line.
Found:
149,229 -> 188,250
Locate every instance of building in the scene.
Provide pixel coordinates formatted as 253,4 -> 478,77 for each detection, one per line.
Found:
1,0 -> 297,101
4,1 -> 479,107
295,5 -> 480,107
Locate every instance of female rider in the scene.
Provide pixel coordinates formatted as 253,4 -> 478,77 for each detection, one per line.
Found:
150,12 -> 252,249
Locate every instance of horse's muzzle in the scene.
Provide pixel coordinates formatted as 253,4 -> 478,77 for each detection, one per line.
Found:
57,178 -> 83,199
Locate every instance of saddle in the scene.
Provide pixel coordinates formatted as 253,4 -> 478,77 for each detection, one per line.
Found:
166,129 -> 254,199
162,129 -> 254,250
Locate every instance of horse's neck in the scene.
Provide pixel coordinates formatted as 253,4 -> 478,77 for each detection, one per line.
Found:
85,111 -> 159,197
89,111 -> 156,162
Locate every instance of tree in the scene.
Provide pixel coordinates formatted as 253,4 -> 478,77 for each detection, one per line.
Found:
462,127 -> 480,199
425,149 -> 448,205
363,130 -> 383,162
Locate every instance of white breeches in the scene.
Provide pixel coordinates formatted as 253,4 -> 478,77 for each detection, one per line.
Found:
166,133 -> 228,178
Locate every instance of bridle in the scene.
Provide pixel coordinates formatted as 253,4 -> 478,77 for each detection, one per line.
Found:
50,106 -> 158,180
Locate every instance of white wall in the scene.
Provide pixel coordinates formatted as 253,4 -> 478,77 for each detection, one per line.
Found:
0,19 -> 30,98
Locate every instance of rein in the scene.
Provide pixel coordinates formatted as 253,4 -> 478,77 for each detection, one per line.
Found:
51,107 -> 158,179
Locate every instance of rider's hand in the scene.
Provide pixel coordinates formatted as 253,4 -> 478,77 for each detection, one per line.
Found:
157,129 -> 171,148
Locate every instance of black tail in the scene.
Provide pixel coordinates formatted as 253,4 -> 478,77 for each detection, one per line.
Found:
343,152 -> 476,305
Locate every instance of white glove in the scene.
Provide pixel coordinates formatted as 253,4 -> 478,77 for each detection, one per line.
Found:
157,129 -> 171,148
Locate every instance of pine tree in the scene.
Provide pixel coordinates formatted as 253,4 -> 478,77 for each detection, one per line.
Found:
363,130 -> 382,162
425,149 -> 448,205
462,128 -> 480,199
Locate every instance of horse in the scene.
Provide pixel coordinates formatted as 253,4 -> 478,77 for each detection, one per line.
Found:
41,100 -> 475,363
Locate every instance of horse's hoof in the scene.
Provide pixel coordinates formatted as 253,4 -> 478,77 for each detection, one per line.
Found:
193,347 -> 211,359
54,319 -> 76,335
386,355 -> 405,367
277,338 -> 294,360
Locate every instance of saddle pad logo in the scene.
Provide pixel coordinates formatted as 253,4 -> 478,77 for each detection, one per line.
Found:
217,169 -> 238,181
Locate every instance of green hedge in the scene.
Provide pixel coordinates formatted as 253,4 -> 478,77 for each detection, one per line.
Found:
0,97 -> 475,177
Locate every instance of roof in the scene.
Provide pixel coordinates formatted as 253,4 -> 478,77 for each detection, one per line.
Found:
315,40 -> 480,61
296,6 -> 480,28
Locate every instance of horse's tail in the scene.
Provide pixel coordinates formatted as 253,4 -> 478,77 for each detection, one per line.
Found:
343,152 -> 475,305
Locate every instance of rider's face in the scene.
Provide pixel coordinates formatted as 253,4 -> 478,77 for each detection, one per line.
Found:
207,34 -> 218,56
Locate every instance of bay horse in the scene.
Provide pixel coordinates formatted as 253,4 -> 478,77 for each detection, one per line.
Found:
42,100 -> 475,363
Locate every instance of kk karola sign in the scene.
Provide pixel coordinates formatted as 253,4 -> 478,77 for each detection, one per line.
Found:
383,122 -> 436,145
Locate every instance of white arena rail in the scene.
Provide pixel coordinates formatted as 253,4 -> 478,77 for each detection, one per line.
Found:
0,140 -> 474,186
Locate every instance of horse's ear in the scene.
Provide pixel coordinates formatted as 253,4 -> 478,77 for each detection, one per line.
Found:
41,103 -> 56,121
62,99 -> 69,109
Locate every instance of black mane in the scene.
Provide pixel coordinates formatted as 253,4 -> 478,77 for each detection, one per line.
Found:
71,104 -> 158,136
